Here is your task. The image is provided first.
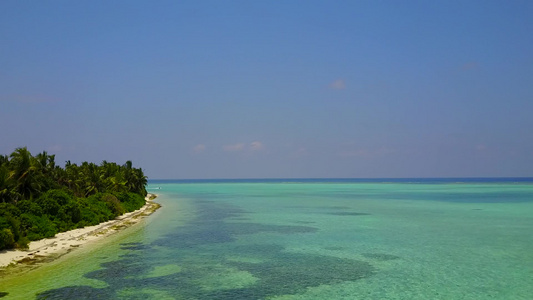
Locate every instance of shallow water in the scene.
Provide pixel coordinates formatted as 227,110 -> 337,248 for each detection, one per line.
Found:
1,179 -> 533,299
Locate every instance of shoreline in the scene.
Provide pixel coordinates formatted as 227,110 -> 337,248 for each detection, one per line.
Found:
0,193 -> 160,271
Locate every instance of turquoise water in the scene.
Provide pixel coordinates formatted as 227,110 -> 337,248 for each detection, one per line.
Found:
1,179 -> 533,299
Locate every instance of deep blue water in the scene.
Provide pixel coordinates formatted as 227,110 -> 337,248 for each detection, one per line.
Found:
149,177 -> 533,184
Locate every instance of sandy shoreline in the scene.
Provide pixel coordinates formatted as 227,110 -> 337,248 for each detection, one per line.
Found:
0,194 -> 160,270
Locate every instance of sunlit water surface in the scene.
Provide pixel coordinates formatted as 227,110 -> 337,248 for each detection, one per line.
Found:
1,179 -> 533,299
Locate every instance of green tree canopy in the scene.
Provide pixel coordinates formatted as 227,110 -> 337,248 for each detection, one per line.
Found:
0,147 -> 148,250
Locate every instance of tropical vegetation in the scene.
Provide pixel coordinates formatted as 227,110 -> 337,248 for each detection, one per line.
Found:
0,147 -> 147,250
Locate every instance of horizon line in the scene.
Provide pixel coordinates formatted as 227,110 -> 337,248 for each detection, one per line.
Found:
148,176 -> 533,181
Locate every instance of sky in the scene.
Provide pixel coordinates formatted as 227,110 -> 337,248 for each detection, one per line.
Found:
1,1 -> 532,179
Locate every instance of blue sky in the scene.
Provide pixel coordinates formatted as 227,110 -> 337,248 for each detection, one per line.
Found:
1,1 -> 532,179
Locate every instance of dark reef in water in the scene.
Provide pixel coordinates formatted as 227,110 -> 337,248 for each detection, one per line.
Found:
327,212 -> 371,216
323,246 -> 345,251
292,220 -> 316,224
38,199 -> 376,299
362,253 -> 400,261
120,243 -> 152,251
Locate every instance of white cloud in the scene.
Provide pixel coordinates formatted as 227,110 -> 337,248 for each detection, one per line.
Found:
339,147 -> 395,158
329,79 -> 346,90
193,144 -> 206,153
223,143 -> 245,152
222,141 -> 265,153
250,141 -> 264,151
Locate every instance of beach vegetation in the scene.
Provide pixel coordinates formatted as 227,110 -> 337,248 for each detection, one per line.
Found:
0,228 -> 15,249
0,147 -> 148,250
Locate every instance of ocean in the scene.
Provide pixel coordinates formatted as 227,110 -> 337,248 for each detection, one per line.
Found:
1,178 -> 533,299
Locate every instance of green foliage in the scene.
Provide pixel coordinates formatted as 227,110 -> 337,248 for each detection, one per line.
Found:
78,194 -> 113,225
37,189 -> 72,216
0,165 -> 11,202
61,200 -> 82,224
17,199 -> 43,216
15,236 -> 30,249
19,213 -> 57,240
101,193 -> 125,216
0,228 -> 15,249
116,192 -> 145,212
5,216 -> 21,241
0,147 -> 149,250
0,202 -> 20,217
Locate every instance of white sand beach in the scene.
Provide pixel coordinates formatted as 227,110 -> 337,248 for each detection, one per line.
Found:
0,194 -> 160,269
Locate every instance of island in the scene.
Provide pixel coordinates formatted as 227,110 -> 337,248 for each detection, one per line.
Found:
0,147 -> 159,267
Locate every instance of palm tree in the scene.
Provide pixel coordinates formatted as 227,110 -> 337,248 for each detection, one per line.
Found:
35,151 -> 56,175
133,167 -> 148,196
34,151 -> 58,191
121,161 -> 147,195
0,165 -> 12,203
80,162 -> 102,196
8,147 -> 41,201
0,155 -> 8,167
107,171 -> 128,193
65,161 -> 83,197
